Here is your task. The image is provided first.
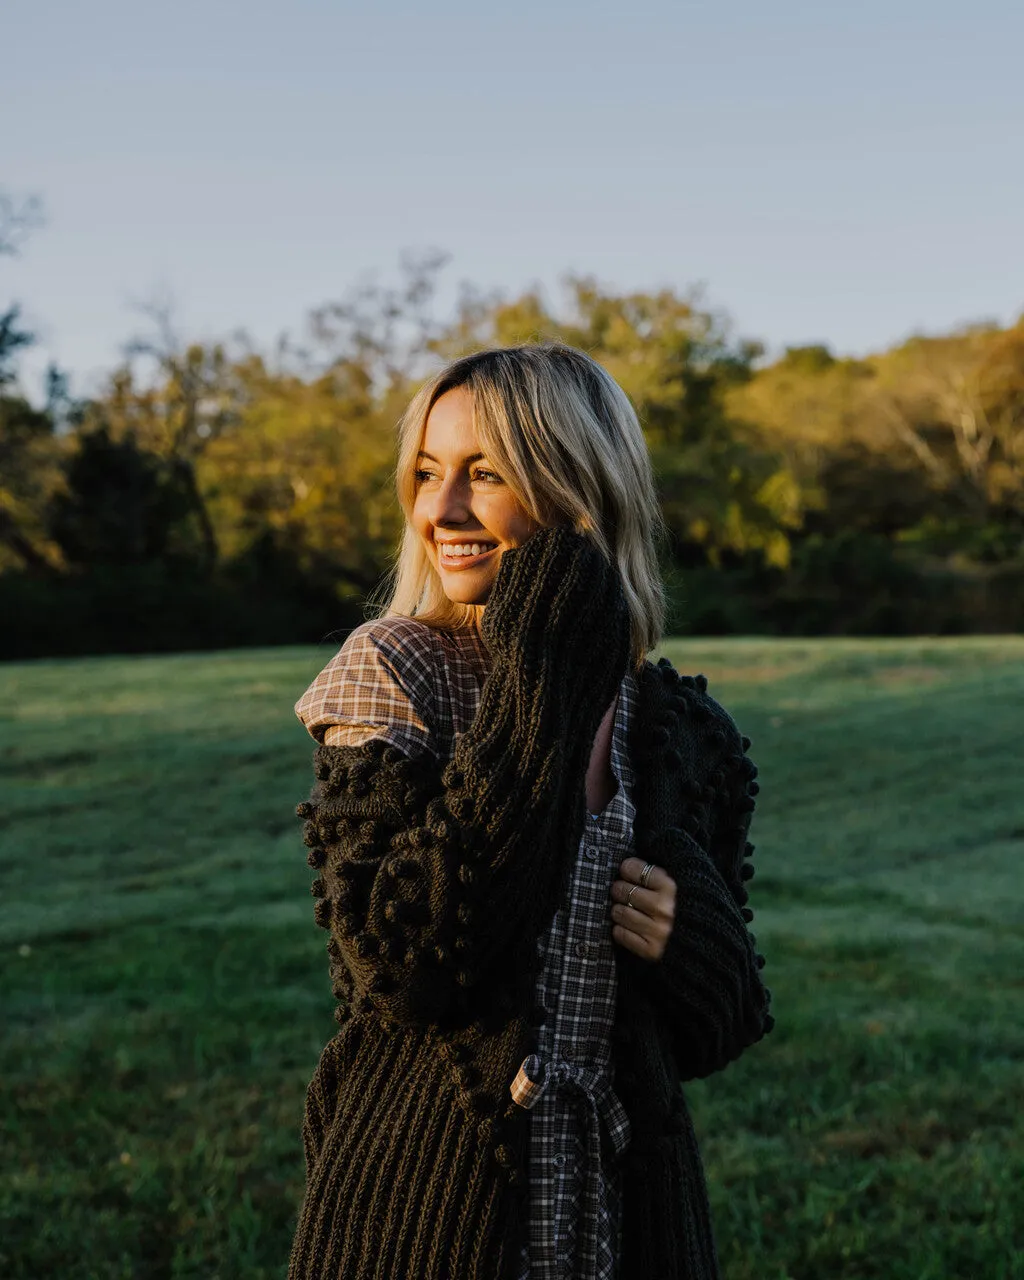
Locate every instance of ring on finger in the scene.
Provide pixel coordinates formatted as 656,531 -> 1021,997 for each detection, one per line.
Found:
626,884 -> 640,910
639,861 -> 655,888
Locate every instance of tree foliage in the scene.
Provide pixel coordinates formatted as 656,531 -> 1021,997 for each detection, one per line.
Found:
436,276 -> 798,566
2,250 -> 1023,657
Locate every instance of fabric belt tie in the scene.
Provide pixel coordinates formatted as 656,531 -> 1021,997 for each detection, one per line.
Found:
510,1052 -> 631,1275
510,1052 -> 631,1159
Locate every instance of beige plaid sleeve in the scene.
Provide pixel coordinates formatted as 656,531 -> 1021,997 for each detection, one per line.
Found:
294,618 -> 440,760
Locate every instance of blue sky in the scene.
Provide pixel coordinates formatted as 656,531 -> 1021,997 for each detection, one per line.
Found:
4,0 -> 1023,398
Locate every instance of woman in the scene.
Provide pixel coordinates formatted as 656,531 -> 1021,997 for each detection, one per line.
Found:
289,344 -> 774,1280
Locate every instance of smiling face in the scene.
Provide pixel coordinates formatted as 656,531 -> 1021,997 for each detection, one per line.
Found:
411,385 -> 545,609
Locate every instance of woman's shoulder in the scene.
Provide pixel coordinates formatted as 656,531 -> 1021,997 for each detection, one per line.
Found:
341,614 -> 451,671
296,616 -> 454,753
349,614 -> 490,685
303,616 -> 455,714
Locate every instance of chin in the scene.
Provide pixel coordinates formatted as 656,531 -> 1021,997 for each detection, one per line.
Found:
442,584 -> 493,607
437,570 -> 496,607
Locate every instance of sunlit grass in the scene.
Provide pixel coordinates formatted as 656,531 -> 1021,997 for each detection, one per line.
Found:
2,637 -> 1023,1278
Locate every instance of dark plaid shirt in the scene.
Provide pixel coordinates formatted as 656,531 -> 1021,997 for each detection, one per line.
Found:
296,616 -> 637,1280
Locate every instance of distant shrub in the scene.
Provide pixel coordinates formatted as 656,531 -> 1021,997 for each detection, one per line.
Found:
0,562 -> 364,660
665,538 -> 1024,638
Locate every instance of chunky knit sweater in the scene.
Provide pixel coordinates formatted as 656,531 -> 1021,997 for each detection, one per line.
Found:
289,526 -> 774,1280
295,614 -> 639,1278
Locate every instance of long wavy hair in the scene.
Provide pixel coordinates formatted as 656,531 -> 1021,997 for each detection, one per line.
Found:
367,343 -> 668,672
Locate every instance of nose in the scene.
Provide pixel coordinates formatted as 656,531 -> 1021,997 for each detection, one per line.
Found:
428,471 -> 474,527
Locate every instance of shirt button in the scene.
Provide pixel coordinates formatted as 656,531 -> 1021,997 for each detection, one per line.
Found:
584,847 -> 598,860
552,1153 -> 566,1168
574,941 -> 589,960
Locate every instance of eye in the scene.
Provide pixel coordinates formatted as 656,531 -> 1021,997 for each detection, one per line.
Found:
414,467 -> 502,484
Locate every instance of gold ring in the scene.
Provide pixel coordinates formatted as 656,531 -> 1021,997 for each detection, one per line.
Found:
626,885 -> 640,910
639,862 -> 655,888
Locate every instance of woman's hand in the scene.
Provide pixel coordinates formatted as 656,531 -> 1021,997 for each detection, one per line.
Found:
608,857 -> 677,961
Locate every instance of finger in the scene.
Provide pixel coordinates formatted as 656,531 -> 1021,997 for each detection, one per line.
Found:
609,881 -> 658,916
608,902 -> 665,948
609,899 -> 672,951
611,922 -> 659,960
619,857 -> 674,892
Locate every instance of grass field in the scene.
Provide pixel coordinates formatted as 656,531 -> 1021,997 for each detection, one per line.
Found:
2,636 -> 1023,1280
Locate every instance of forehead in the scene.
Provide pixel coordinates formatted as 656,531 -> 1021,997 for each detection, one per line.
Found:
420,386 -> 483,458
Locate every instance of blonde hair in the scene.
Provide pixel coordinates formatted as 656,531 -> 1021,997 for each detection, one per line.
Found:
368,343 -> 668,671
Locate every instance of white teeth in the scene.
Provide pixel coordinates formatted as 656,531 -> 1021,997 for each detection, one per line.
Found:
440,543 -> 496,557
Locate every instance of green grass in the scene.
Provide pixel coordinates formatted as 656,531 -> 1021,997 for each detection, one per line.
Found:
2,637 -> 1023,1279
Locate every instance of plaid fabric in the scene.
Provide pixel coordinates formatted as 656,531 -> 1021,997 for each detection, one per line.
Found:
295,616 -> 636,1280
509,702 -> 635,1280
294,617 -> 487,755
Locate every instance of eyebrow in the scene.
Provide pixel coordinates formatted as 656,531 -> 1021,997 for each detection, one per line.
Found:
416,450 -> 487,464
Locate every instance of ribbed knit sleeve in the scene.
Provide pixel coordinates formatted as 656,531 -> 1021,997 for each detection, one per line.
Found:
297,527 -> 632,1029
631,664 -> 774,1081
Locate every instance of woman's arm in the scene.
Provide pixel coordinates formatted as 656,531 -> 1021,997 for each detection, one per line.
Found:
298,526 -> 631,1029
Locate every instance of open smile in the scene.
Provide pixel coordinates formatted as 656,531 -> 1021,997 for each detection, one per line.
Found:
436,542 -> 499,570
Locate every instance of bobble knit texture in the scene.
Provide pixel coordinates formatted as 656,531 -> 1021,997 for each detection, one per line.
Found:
290,528 -> 774,1280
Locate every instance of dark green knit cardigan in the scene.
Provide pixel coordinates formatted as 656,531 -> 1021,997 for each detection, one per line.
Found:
290,528 -> 774,1280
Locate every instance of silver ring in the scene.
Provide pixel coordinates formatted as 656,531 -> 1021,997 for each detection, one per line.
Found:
639,862 -> 655,888
626,885 -> 640,910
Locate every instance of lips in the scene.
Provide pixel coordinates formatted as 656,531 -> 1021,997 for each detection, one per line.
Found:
437,543 -> 498,570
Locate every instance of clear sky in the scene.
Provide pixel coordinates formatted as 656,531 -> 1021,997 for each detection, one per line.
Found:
4,0 -> 1023,399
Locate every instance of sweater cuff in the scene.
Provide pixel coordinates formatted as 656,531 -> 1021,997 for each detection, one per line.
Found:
647,837 -> 773,1079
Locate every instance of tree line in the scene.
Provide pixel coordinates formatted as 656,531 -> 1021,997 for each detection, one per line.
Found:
2,224 -> 1023,659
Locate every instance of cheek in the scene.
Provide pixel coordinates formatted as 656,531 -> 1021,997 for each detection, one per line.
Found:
511,514 -> 545,544
490,498 -> 542,542
411,496 -> 432,535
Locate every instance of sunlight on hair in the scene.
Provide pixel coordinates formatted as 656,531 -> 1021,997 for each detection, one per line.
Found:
367,343 -> 669,672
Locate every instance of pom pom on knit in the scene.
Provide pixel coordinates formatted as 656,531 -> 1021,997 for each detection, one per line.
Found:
355,933 -> 379,959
